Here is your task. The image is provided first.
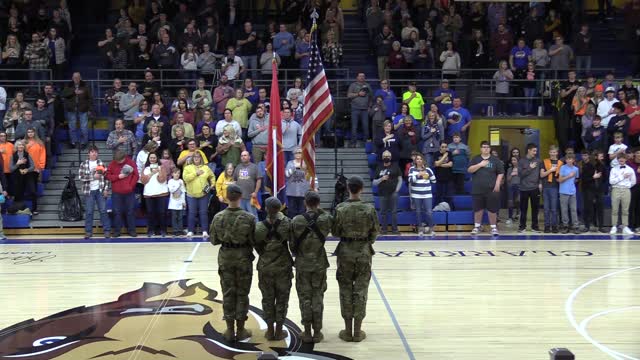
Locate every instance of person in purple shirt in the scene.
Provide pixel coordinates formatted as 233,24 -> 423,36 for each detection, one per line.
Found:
432,79 -> 457,114
373,79 -> 397,119
444,97 -> 472,142
509,38 -> 532,72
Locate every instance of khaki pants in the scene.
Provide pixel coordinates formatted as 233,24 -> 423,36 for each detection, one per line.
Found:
377,57 -> 387,80
252,145 -> 267,163
611,187 -> 631,227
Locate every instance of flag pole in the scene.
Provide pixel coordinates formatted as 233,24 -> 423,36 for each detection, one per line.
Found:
272,128 -> 277,195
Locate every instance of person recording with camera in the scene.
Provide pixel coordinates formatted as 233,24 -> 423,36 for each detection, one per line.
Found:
183,151 -> 216,238
222,45 -> 245,81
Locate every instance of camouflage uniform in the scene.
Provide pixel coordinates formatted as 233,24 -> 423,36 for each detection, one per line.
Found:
290,208 -> 333,330
332,199 -> 379,321
210,207 -> 256,321
254,212 -> 293,324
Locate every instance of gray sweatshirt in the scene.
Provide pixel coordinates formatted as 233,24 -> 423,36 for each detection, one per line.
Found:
247,113 -> 269,146
348,82 -> 372,110
119,92 -> 145,121
518,156 -> 541,191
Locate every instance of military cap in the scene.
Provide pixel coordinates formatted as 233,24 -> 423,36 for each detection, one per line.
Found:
265,197 -> 282,210
348,175 -> 364,187
226,184 -> 243,196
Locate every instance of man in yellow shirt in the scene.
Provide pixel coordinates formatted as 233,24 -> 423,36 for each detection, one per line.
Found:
401,82 -> 425,123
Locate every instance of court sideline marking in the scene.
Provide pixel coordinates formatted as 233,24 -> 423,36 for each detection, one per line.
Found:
565,265 -> 640,360
129,242 -> 201,360
372,271 -> 416,360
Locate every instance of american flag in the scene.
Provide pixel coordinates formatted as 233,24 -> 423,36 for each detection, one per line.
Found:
301,20 -> 334,185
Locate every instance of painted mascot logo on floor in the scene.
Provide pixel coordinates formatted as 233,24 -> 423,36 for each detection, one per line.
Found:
0,280 -> 351,360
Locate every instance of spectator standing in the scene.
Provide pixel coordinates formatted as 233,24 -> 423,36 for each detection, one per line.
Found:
584,115 -> 608,152
3,101 -> 23,142
433,79 -> 457,115
105,150 -> 139,238
197,44 -> 218,84
374,79 -> 397,119
574,24 -> 592,76
273,24 -> 295,69
434,141 -> 453,204
439,41 -> 461,80
548,36 -> 573,78
221,46 -> 245,81
259,43 -> 281,80
237,22 -> 258,80
248,105 -> 270,162
506,156 -> 520,225
557,154 -> 582,233
374,120 -> 401,164
490,24 -> 513,63
192,79 -> 213,123
233,151 -> 262,219
582,150 -> 607,232
445,98 -> 472,142
152,33 -> 178,70
402,82 -> 425,123
14,110 -> 45,142
408,153 -> 436,236
493,60 -> 514,116
468,141 -> 504,236
609,153 -> 637,235
607,104 -> 630,145
141,152 -> 169,237
626,97 -> 640,147
119,82 -> 145,133
421,112 -> 444,167
183,151 -> 216,238
347,73 -> 373,147
374,25 -> 395,80
226,89 -> 253,140
597,87 -> 619,127
78,145 -> 111,239
107,119 -> 137,157
285,147 -> 315,219
216,163 -> 236,208
217,124 -> 245,167
369,96 -> 387,137
540,145 -> 562,233
105,79 -> 125,132
282,109 -> 302,163
373,150 -> 402,234
62,72 -> 92,149
629,149 -> 640,233
448,133 -> 469,194
608,132 -> 628,168
0,86 -> 6,121
47,28 -> 67,80
24,33 -> 52,82
517,143 -> 541,232
11,141 -> 38,215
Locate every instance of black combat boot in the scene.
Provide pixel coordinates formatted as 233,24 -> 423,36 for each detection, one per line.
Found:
301,324 -> 313,343
236,320 -> 252,341
352,319 -> 367,342
338,318 -> 353,342
223,319 -> 235,342
273,321 -> 287,340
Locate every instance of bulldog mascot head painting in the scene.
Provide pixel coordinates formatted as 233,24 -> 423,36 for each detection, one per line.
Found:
0,281 -> 351,360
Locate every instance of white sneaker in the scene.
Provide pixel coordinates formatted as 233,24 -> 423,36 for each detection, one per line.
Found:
470,227 -> 480,235
186,231 -> 194,238
491,227 -> 499,236
202,231 -> 209,238
622,227 -> 634,235
505,219 -> 512,225
609,226 -> 618,235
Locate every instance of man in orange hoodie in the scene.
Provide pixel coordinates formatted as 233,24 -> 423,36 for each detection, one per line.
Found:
105,150 -> 139,237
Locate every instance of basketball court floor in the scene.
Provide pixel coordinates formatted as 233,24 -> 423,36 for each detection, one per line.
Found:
1,234 -> 638,359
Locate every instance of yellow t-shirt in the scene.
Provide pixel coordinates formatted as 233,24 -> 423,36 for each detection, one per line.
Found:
402,91 -> 425,121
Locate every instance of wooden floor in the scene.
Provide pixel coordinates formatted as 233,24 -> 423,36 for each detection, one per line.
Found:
1,234 -> 639,359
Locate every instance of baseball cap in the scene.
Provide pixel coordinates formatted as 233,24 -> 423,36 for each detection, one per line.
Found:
605,87 -> 616,93
226,184 -> 243,196
594,84 -> 604,92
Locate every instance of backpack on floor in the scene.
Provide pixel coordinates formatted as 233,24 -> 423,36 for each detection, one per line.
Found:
59,170 -> 84,221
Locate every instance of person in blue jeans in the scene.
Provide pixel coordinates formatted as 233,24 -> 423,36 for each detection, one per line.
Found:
78,145 -> 111,239
540,145 -> 562,233
347,72 -> 373,147
62,72 -> 92,149
408,153 -> 437,235
183,151 -> 216,238
373,150 -> 402,234
104,150 -> 139,237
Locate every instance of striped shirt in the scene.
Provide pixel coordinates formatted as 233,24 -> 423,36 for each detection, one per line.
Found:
408,166 -> 436,199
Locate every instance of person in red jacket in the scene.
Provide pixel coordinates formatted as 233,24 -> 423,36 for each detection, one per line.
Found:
105,150 -> 139,237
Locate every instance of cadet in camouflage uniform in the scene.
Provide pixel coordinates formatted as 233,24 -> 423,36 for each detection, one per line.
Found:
332,176 -> 379,342
254,197 -> 293,341
290,191 -> 333,343
209,184 -> 256,342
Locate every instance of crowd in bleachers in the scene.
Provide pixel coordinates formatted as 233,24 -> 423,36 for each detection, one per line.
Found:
0,0 -> 640,239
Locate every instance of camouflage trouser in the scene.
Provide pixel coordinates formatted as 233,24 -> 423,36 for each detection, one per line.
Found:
336,255 -> 372,321
258,267 -> 293,323
219,260 -> 253,321
295,269 -> 327,328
